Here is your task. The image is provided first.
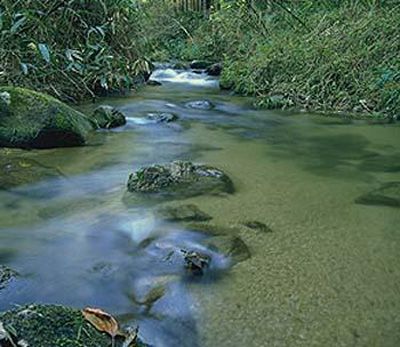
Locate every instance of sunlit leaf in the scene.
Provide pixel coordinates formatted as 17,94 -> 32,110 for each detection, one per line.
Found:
82,307 -> 119,338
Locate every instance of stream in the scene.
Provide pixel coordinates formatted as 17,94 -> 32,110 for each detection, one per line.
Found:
0,67 -> 400,346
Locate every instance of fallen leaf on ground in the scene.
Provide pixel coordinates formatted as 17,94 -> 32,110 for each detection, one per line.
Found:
82,307 -> 119,343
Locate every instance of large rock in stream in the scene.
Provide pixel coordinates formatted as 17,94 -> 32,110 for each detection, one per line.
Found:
0,304 -> 148,347
126,161 -> 234,200
0,87 -> 93,148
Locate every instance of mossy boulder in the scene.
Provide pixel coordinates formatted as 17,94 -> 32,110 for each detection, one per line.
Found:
91,105 -> 126,129
0,87 -> 94,149
355,182 -> 400,208
157,204 -> 212,222
0,304 -> 147,347
0,265 -> 18,290
0,153 -> 62,190
126,161 -> 234,199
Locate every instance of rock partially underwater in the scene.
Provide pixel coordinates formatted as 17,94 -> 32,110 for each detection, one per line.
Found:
0,304 -> 148,347
157,204 -> 212,222
91,105 -> 126,129
146,112 -> 178,123
0,265 -> 18,290
126,161 -> 234,201
0,153 -> 62,190
185,100 -> 215,110
0,87 -> 93,148
355,182 -> 400,208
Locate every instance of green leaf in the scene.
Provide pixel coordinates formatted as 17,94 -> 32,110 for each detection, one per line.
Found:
38,43 -> 51,63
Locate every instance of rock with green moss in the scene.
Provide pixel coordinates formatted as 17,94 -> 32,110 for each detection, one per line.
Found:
0,304 -> 148,347
355,182 -> 400,208
126,161 -> 234,199
0,87 -> 93,149
91,105 -> 126,129
0,265 -> 18,290
0,154 -> 62,190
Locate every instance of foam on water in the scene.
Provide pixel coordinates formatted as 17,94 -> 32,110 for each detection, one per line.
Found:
150,68 -> 219,87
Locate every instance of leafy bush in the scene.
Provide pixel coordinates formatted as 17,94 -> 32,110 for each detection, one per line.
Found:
0,0 -> 151,102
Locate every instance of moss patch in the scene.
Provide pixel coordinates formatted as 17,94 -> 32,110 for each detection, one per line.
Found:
0,304 -> 148,347
0,87 -> 94,149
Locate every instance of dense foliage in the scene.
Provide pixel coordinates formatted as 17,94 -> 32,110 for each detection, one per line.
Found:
0,0 -> 399,117
0,0 -> 151,102
142,0 -> 400,118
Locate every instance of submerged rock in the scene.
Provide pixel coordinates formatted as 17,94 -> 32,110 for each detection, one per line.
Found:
147,80 -> 162,86
206,63 -> 223,76
0,265 -> 18,290
147,112 -> 178,123
181,249 -> 210,276
243,220 -> 273,233
355,182 -> 400,208
190,60 -> 212,69
185,100 -> 215,110
0,87 -> 93,148
0,154 -> 62,190
91,105 -> 126,129
203,235 -> 251,265
126,161 -> 234,199
0,304 -> 147,347
157,204 -> 212,222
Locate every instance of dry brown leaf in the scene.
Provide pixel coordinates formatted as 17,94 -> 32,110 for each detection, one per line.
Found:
82,307 -> 119,339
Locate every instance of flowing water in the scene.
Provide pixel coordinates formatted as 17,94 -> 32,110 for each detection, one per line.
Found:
0,68 -> 399,346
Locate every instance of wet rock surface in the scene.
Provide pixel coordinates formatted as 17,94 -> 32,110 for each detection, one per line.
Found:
355,182 -> 400,207
147,112 -> 178,123
0,87 -> 93,148
0,265 -> 18,290
185,100 -> 215,110
157,204 -> 212,222
92,105 -> 126,129
0,304 -> 148,347
126,160 -> 234,198
0,154 -> 62,190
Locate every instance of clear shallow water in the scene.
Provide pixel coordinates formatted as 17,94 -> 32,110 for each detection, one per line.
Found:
0,69 -> 400,346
